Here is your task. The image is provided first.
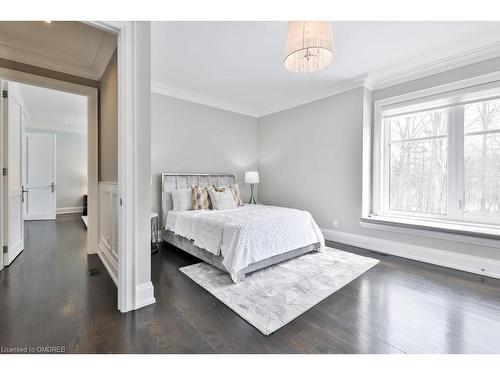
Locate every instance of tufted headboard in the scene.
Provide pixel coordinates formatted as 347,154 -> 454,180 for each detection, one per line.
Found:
160,173 -> 236,228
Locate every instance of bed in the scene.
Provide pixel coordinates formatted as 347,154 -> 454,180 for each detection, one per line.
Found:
161,173 -> 325,282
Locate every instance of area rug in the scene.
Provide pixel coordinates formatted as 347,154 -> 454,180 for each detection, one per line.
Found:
179,247 -> 379,335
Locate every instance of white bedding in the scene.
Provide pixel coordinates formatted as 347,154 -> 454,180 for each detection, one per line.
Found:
165,205 -> 325,282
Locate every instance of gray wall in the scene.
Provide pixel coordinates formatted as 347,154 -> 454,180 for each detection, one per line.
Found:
151,94 -> 259,213
26,129 -> 87,209
98,50 -> 118,182
258,57 -> 500,262
258,87 -> 365,228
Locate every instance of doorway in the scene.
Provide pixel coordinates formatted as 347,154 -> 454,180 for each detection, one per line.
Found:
18,83 -> 88,226
0,72 -> 98,272
0,21 -> 154,312
18,84 -> 87,226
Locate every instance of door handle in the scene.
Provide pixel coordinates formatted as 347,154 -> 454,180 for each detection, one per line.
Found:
21,186 -> 28,203
50,182 -> 56,193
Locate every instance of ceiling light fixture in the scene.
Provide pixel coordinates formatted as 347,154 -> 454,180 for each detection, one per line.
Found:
284,21 -> 334,74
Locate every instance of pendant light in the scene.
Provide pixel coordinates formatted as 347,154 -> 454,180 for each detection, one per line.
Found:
284,21 -> 334,74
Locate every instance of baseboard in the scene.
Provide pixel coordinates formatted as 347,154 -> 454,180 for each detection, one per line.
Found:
97,242 -> 118,286
135,282 -> 156,309
56,206 -> 83,215
321,228 -> 500,280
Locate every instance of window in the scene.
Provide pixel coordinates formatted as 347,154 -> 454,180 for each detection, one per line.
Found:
386,108 -> 448,215
375,85 -> 500,227
463,100 -> 500,219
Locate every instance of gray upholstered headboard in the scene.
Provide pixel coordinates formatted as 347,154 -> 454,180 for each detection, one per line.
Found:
161,173 -> 236,228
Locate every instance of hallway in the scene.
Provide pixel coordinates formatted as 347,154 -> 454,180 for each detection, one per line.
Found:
0,215 -> 122,352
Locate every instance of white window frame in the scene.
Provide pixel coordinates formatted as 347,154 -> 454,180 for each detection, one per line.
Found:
367,72 -> 500,242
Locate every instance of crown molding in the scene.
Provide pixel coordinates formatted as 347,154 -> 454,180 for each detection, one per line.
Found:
151,81 -> 260,117
152,77 -> 372,118
0,36 -> 100,80
0,35 -> 94,68
0,24 -> 117,81
371,41 -> 500,91
258,74 -> 373,117
93,33 -> 118,79
151,41 -> 500,118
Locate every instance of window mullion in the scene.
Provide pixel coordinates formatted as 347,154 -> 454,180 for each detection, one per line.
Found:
448,106 -> 465,220
382,118 -> 390,214
456,106 -> 465,219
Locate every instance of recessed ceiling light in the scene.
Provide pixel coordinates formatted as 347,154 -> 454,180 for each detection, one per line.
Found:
64,121 -> 69,124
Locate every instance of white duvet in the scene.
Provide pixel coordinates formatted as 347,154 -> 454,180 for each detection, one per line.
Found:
166,205 -> 325,282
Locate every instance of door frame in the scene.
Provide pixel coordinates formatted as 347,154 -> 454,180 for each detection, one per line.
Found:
1,80 -> 26,267
86,21 -> 155,312
0,69 -> 99,258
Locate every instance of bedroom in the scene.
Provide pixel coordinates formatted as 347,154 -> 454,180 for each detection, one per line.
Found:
150,20 -> 500,348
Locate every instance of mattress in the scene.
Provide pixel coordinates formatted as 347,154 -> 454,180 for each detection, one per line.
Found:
165,205 -> 325,282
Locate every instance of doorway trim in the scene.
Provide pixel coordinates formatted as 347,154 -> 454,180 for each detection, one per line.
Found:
88,21 -> 155,312
0,68 -> 99,258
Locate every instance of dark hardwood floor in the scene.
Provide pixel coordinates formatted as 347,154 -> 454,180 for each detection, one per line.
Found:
1,214 -> 500,353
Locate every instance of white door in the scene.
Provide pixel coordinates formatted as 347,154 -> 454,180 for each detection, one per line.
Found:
24,133 -> 56,220
2,81 -> 24,266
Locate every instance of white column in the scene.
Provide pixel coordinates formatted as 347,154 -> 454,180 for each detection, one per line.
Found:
117,21 -> 155,312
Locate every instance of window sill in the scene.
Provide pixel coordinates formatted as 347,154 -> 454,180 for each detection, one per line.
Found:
360,215 -> 500,248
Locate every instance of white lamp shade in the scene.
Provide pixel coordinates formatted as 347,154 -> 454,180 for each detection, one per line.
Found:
284,21 -> 334,74
245,171 -> 260,184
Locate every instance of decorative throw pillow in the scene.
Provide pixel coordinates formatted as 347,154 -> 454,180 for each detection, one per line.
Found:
207,187 -> 237,210
215,184 -> 244,206
171,188 -> 192,211
191,185 -> 211,210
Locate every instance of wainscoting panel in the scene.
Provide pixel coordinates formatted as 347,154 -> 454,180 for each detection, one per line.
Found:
98,182 -> 119,286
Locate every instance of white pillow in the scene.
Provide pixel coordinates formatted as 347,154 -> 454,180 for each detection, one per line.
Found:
171,188 -> 192,211
207,187 -> 237,210
171,192 -> 179,211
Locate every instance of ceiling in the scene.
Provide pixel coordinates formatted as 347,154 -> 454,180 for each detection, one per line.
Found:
151,21 -> 500,117
17,82 -> 87,134
0,21 -> 116,80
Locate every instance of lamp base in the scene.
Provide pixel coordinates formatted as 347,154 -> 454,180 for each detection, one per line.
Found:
248,184 -> 257,204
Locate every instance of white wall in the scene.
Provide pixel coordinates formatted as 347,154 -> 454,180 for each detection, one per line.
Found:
151,93 -> 259,213
26,128 -> 87,211
258,57 -> 500,269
